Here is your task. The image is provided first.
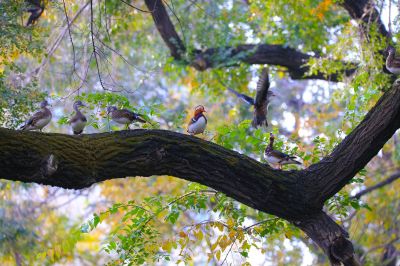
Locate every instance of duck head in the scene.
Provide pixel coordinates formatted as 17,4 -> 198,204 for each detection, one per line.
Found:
194,105 -> 206,116
107,106 -> 117,115
73,100 -> 86,110
40,100 -> 50,108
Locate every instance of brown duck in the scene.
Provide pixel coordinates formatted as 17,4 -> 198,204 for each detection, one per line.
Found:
20,100 -> 52,132
107,106 -> 147,129
264,134 -> 301,169
69,100 -> 87,135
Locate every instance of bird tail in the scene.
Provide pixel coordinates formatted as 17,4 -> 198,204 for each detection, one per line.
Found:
252,113 -> 268,128
136,116 -> 147,123
19,124 -> 30,130
289,157 -> 302,165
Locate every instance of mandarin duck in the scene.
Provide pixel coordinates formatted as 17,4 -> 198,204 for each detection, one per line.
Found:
107,106 -> 147,129
386,46 -> 400,75
264,133 -> 301,170
20,100 -> 52,132
69,100 -> 87,135
187,105 -> 207,135
228,68 -> 275,128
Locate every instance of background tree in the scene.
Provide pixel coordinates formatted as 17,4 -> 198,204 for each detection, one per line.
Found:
0,0 -> 399,265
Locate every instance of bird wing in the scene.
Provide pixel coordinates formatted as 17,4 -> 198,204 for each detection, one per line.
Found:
120,109 -> 135,120
227,87 -> 255,105
27,109 -> 46,126
133,113 -> 147,123
252,68 -> 270,128
69,111 -> 87,124
269,149 -> 290,160
254,68 -> 270,108
392,57 -> 400,66
121,109 -> 147,123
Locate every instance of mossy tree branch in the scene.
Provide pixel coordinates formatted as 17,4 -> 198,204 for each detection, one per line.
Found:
1,83 -> 400,265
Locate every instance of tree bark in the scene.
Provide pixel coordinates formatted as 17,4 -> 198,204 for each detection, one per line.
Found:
144,0 -> 357,82
1,83 -> 400,265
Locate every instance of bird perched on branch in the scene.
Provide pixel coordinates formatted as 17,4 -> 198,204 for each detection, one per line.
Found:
20,100 -> 52,132
107,106 -> 147,130
228,68 -> 275,128
264,133 -> 301,170
385,46 -> 400,75
69,100 -> 87,135
187,105 -> 207,135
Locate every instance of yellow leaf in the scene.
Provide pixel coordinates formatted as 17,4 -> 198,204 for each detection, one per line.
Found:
194,229 -> 203,241
216,250 -> 221,261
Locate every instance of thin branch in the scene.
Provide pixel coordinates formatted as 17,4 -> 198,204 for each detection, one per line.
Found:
351,171 -> 400,199
90,0 -> 107,91
120,0 -> 152,13
32,1 -> 90,77
62,0 -> 76,74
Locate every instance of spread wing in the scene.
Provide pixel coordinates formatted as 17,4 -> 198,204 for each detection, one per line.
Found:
252,68 -> 271,128
228,88 -> 255,105
254,68 -> 270,108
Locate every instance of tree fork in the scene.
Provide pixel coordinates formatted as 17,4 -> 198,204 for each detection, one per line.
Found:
0,83 -> 399,265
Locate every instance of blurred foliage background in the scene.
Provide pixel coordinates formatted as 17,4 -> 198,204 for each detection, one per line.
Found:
0,0 -> 399,265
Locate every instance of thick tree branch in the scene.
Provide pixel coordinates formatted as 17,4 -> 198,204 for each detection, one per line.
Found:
0,83 -> 399,265
189,45 -> 357,81
351,170 -> 400,199
341,0 -> 390,41
144,0 -> 356,82
144,0 -> 186,60
0,128 -> 308,220
307,83 -> 400,205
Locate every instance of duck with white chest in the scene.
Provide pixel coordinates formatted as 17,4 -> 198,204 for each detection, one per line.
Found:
264,133 -> 301,170
187,105 -> 207,135
69,100 -> 87,135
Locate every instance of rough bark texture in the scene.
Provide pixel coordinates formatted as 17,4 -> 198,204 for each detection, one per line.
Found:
144,0 -> 357,82
1,83 -> 400,266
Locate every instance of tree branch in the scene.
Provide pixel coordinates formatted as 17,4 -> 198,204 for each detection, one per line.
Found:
341,0 -> 390,41
0,83 -> 399,265
144,0 -> 186,60
306,83 -> 400,205
351,171 -> 400,199
143,0 -> 356,82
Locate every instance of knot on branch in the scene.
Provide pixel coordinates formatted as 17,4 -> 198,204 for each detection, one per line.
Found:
39,154 -> 58,178
155,147 -> 167,160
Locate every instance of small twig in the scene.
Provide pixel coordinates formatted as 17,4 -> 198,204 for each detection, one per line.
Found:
62,0 -> 76,74
90,0 -> 107,91
120,0 -> 152,13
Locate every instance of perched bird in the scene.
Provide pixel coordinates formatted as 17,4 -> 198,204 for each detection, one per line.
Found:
69,100 -> 87,135
187,105 -> 207,135
228,68 -> 275,128
385,46 -> 400,75
264,134 -> 301,170
107,106 -> 147,130
20,100 -> 52,132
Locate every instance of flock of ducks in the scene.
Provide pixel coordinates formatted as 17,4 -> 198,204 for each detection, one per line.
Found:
18,47 -> 400,169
